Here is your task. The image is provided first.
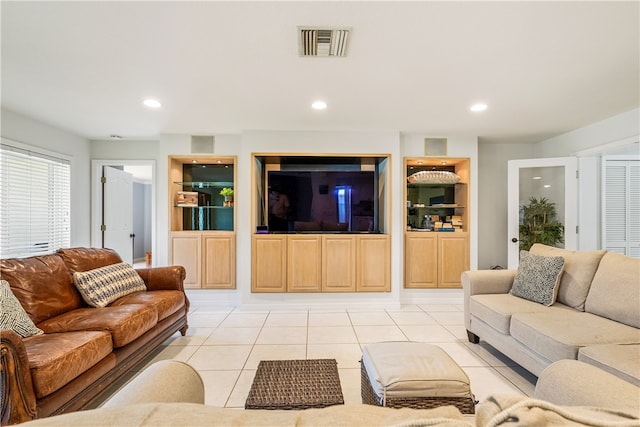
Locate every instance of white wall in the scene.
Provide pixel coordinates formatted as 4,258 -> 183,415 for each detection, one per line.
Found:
1,108 -> 92,247
536,108 -> 639,157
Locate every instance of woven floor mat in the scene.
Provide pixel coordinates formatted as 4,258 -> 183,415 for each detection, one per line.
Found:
245,359 -> 344,410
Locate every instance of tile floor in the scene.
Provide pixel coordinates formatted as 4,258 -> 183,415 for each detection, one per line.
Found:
102,291 -> 537,413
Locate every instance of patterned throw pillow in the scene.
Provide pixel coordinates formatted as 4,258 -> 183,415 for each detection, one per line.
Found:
510,251 -> 565,306
0,279 -> 44,337
73,262 -> 147,308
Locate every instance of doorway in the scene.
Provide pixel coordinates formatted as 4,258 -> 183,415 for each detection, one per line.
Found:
91,160 -> 155,266
507,157 -> 578,269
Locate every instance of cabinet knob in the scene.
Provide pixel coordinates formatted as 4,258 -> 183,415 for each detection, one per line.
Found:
511,237 -> 518,243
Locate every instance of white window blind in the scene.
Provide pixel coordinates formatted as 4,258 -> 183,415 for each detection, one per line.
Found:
0,142 -> 71,258
603,158 -> 640,258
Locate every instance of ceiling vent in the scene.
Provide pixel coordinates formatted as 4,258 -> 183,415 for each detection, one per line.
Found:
298,27 -> 351,57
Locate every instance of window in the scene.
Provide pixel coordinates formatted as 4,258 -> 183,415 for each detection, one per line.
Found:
0,141 -> 71,258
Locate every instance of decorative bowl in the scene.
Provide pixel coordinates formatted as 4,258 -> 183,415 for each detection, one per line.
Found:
407,170 -> 461,184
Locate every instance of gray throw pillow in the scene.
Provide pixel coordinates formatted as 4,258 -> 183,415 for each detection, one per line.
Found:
0,279 -> 44,337
510,251 -> 565,306
73,262 -> 147,308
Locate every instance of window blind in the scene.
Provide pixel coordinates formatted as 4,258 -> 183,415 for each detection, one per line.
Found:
0,142 -> 71,258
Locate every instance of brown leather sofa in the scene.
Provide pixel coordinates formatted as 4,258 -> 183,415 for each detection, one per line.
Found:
0,247 -> 189,425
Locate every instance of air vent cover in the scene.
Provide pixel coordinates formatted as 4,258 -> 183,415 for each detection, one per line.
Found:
298,27 -> 351,57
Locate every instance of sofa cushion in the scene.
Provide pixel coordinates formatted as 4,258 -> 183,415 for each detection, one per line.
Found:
510,251 -> 565,306
73,262 -> 147,308
510,310 -> 640,362
38,305 -> 158,347
58,247 -> 122,274
578,344 -> 640,387
0,279 -> 43,337
24,331 -> 113,398
530,244 -> 606,311
585,252 -> 640,328
469,294 -> 559,334
109,290 -> 186,321
0,253 -> 82,324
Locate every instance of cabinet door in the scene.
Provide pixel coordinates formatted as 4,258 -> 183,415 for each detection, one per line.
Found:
438,233 -> 469,288
322,235 -> 356,292
404,233 -> 438,288
287,235 -> 322,292
170,232 -> 201,289
202,233 -> 235,289
357,235 -> 390,292
252,235 -> 287,292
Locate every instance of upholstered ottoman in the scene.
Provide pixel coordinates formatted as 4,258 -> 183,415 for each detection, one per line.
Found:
361,342 -> 475,414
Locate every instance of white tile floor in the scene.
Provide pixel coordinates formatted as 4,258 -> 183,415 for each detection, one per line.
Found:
105,292 -> 537,412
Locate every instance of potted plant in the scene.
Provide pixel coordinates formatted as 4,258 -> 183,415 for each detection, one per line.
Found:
519,197 -> 564,251
219,188 -> 234,207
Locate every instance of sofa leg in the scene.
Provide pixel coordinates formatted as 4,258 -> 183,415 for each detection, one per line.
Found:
179,325 -> 189,337
466,330 -> 480,344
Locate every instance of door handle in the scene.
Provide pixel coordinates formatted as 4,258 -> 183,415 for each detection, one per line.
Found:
511,237 -> 518,243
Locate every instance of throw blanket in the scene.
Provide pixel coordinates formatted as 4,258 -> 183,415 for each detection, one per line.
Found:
476,394 -> 640,427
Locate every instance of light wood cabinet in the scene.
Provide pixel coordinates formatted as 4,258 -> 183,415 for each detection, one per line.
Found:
202,233 -> 235,289
322,235 -> 357,292
287,235 -> 322,292
170,231 -> 236,289
357,235 -> 391,292
404,233 -> 438,288
404,232 -> 469,288
170,232 -> 201,289
438,233 -> 469,288
252,234 -> 389,293
252,235 -> 287,292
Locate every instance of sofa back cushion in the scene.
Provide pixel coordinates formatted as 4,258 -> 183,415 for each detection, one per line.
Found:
585,252 -> 640,328
530,244 -> 606,311
0,253 -> 82,324
58,247 -> 122,274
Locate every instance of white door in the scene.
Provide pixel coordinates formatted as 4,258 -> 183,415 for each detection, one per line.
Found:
103,166 -> 134,263
507,157 -> 578,269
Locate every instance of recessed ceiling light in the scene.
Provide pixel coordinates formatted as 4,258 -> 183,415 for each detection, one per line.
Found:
143,99 -> 162,108
109,134 -> 123,140
544,185 -> 551,188
470,103 -> 488,112
192,160 -> 197,163
311,100 -> 327,110
532,176 -> 542,180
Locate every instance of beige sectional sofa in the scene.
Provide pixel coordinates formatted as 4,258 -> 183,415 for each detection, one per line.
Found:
463,244 -> 640,384
20,359 -> 640,426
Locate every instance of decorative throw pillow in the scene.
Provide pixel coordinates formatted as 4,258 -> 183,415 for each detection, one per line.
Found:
510,251 -> 565,306
73,262 -> 147,308
0,279 -> 44,337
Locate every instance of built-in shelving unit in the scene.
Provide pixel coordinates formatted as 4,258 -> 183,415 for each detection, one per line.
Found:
404,157 -> 470,289
169,156 -> 236,289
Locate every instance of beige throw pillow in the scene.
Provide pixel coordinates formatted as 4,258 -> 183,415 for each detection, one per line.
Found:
0,279 -> 44,337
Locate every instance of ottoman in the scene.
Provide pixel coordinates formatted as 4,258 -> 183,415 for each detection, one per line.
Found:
361,342 -> 475,414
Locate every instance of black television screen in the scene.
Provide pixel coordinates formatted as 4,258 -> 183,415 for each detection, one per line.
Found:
267,170 -> 377,233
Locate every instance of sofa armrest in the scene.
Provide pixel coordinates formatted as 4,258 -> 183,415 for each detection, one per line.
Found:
1,329 -> 37,425
101,360 -> 204,408
462,270 -> 516,334
534,359 -> 640,414
135,266 -> 186,292
461,269 -> 516,296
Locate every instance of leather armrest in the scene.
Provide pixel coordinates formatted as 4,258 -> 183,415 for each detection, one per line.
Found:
136,266 -> 186,292
1,329 -> 37,425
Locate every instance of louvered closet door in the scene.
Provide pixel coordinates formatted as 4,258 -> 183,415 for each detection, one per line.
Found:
603,158 -> 640,258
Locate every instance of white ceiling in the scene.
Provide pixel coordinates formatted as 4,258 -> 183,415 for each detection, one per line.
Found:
2,1 -> 638,144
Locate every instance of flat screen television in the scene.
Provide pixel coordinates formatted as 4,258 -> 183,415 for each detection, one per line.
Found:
267,170 -> 378,233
